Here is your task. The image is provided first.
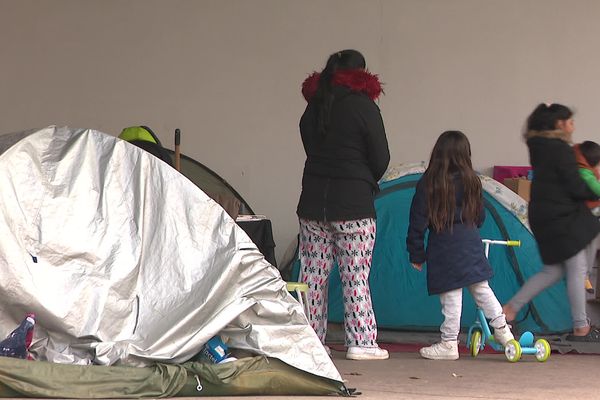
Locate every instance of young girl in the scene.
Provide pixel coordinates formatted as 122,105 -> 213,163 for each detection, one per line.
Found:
503,104 -> 600,342
407,131 -> 514,360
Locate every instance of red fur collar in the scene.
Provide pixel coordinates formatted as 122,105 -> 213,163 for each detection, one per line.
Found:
301,69 -> 383,101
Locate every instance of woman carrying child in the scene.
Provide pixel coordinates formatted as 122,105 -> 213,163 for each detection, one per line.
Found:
407,130 -> 514,360
503,103 -> 600,342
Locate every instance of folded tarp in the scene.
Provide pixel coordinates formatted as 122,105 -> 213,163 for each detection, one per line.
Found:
0,356 -> 346,398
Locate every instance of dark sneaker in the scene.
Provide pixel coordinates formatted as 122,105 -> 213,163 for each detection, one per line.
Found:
566,327 -> 600,342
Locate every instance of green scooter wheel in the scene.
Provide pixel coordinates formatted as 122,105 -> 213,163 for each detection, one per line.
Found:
504,339 -> 522,362
470,330 -> 482,357
534,339 -> 551,362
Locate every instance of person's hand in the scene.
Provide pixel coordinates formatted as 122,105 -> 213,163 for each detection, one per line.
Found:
412,263 -> 422,271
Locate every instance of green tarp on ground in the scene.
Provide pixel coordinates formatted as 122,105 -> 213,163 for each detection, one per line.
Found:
0,356 -> 346,398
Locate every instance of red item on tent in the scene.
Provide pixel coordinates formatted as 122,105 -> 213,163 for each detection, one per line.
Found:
492,166 -> 532,183
0,313 -> 35,360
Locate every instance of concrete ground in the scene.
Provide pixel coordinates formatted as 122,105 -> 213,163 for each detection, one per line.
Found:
14,349 -> 598,400
201,297 -> 600,399
326,348 -> 598,400
200,348 -> 598,400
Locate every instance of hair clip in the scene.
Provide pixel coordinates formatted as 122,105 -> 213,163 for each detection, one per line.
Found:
337,52 -> 342,58
545,102 -> 552,108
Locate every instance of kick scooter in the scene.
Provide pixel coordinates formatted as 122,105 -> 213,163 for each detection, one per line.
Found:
466,239 -> 551,362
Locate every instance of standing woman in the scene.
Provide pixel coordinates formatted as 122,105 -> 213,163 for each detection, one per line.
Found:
297,49 -> 390,360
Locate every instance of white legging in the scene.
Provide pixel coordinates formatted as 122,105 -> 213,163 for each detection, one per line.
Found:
440,281 -> 506,342
507,246 -> 590,329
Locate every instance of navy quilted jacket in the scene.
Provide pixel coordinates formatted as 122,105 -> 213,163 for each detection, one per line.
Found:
406,174 -> 492,295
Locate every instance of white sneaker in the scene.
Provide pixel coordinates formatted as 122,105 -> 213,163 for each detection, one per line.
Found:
493,325 -> 514,346
346,346 -> 389,360
419,341 -> 459,360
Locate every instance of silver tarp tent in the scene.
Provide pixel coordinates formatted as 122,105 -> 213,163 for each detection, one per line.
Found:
0,126 -> 340,383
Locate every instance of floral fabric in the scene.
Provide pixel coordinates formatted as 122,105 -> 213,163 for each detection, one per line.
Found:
299,218 -> 378,347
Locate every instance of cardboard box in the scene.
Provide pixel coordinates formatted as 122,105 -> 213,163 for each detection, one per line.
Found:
503,178 -> 531,202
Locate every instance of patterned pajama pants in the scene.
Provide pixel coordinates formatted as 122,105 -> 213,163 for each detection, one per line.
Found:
299,218 -> 378,347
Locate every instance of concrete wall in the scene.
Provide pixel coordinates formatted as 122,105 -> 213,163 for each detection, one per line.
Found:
2,0 -> 599,262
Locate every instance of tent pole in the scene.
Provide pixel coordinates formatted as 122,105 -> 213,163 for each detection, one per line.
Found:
174,128 -> 181,172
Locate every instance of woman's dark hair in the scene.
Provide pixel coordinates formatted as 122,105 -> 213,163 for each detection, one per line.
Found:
579,140 -> 600,168
314,49 -> 366,136
526,103 -> 573,132
423,130 -> 482,233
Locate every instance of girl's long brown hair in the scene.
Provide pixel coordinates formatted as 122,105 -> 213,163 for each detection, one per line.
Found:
423,131 -> 482,233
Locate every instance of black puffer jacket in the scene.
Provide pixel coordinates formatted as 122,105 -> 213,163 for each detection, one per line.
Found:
525,130 -> 600,264
296,70 -> 390,222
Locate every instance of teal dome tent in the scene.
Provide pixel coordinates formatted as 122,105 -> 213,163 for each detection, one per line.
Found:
291,163 -> 572,334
